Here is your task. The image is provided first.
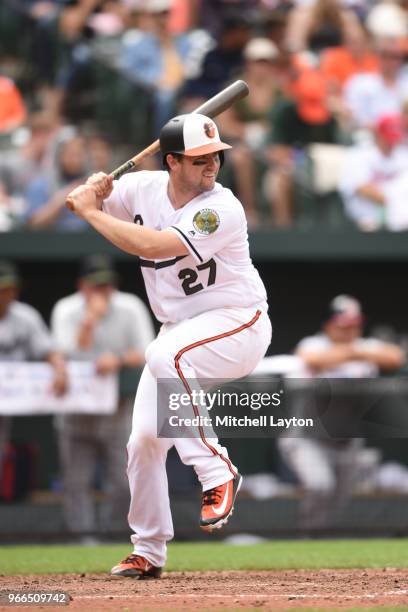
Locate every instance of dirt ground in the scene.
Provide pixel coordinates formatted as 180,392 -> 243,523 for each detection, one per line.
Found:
0,568 -> 407,611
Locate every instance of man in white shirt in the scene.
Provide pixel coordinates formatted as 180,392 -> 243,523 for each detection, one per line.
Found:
278,295 -> 404,530
51,255 -> 155,537
339,113 -> 408,230
66,113 -> 271,578
344,38 -> 408,128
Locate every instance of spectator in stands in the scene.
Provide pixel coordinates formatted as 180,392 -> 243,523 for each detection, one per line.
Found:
181,13 -> 251,109
261,9 -> 290,53
56,0 -> 131,121
320,27 -> 379,93
278,295 -> 405,530
264,69 -> 342,226
165,0 -> 199,34
59,0 -> 127,43
0,261 -> 67,489
120,0 -> 213,133
25,129 -> 89,231
0,77 -> 26,133
216,37 -> 283,226
0,111 -> 59,197
0,172 -> 25,231
343,38 -> 408,129
197,0 -> 257,39
339,113 -> 408,231
285,0 -> 363,55
51,255 -> 155,538
25,0 -> 63,92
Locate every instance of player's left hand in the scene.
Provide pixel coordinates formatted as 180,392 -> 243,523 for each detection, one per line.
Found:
96,352 -> 121,375
66,183 -> 102,218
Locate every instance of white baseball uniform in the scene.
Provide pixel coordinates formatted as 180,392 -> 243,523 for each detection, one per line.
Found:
103,170 -> 271,566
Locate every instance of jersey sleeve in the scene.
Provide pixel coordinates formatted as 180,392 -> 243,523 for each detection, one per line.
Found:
167,197 -> 245,263
102,174 -> 136,222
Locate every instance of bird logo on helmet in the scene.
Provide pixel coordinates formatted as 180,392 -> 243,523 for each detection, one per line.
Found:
204,122 -> 216,139
159,113 -> 231,169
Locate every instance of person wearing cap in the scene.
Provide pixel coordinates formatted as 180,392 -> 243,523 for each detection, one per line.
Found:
278,295 -> 404,530
0,261 -> 67,487
50,255 -> 155,539
119,0 -> 213,134
339,113 -> 408,230
66,112 -> 271,578
265,69 -> 342,226
216,37 -> 284,227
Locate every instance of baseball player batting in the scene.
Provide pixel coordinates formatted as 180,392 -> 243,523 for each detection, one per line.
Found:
66,112 -> 272,579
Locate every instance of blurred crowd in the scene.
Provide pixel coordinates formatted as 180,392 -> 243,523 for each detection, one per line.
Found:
2,0 -> 408,230
0,0 -> 408,231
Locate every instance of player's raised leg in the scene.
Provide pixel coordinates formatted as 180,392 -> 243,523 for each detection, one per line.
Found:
146,306 -> 271,532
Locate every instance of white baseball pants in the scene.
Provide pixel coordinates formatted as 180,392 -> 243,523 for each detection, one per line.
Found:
126,306 -> 271,567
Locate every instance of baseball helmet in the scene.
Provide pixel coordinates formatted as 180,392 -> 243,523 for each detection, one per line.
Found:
159,113 -> 231,167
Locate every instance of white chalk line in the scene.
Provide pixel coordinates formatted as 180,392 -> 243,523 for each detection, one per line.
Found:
74,589 -> 408,601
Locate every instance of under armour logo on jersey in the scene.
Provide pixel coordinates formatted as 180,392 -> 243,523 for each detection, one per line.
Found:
204,122 -> 216,139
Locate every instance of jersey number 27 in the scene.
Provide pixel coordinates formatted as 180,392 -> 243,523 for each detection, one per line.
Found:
178,259 -> 216,296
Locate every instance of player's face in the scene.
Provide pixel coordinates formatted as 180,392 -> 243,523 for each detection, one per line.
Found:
178,152 -> 221,193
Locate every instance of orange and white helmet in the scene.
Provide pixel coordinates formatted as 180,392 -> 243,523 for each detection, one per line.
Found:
159,113 -> 231,166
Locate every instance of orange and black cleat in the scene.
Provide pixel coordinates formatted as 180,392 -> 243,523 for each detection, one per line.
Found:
110,554 -> 162,579
200,473 -> 243,532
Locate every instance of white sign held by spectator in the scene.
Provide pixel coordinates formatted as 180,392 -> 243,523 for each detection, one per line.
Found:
0,362 -> 118,415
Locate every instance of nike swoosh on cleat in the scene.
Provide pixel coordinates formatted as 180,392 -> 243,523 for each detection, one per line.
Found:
211,481 -> 231,516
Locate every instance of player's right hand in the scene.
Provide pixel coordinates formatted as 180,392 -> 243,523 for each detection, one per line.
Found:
86,172 -> 114,200
66,183 -> 98,216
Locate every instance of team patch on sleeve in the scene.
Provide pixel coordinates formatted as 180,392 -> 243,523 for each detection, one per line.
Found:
193,209 -> 220,235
